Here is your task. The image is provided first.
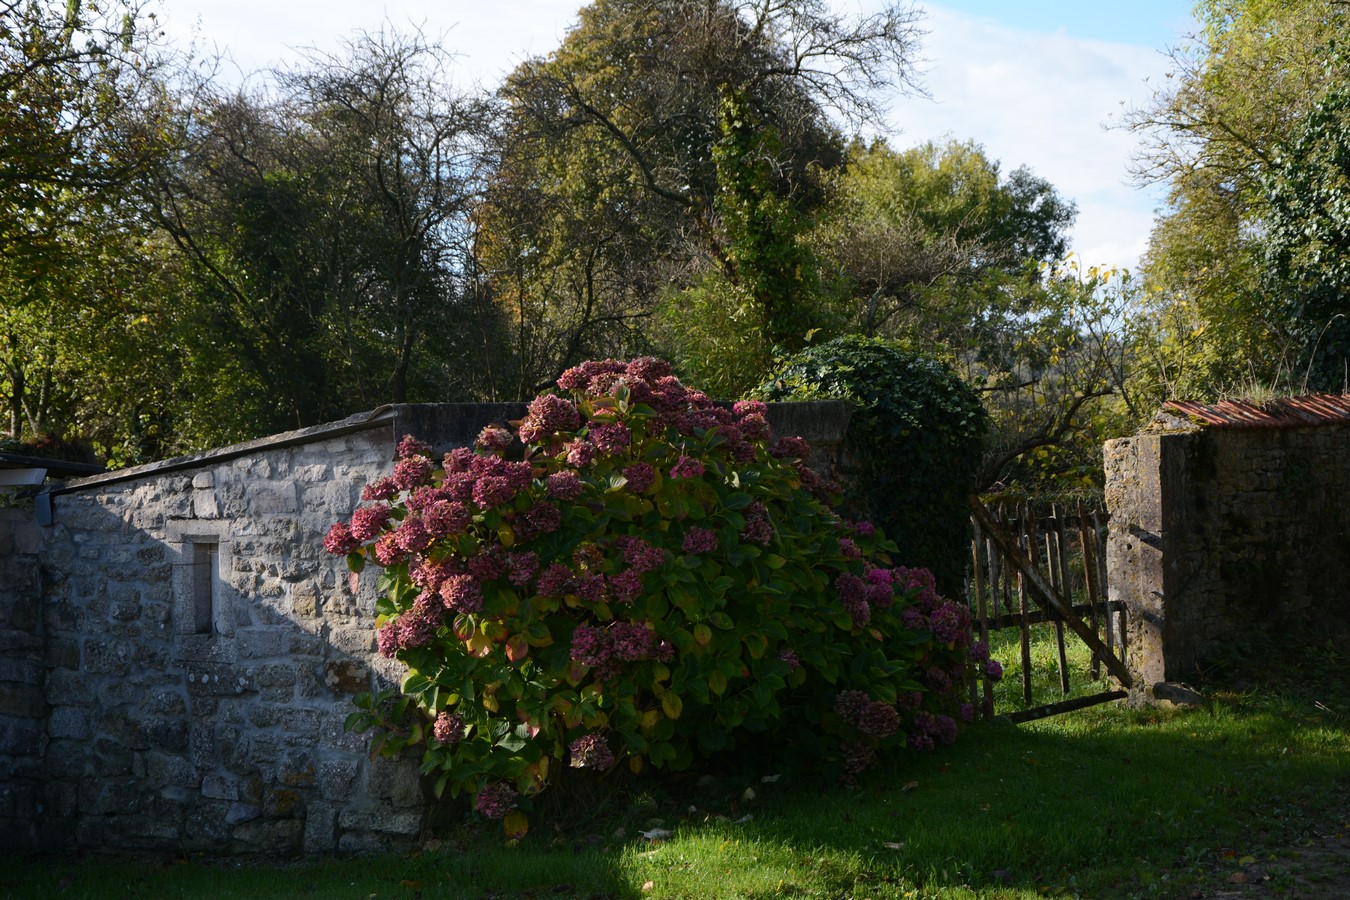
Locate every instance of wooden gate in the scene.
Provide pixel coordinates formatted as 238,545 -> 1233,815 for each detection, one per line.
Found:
967,497 -> 1131,723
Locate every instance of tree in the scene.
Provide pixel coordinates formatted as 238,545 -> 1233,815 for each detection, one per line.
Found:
1264,77 -> 1350,391
1126,0 -> 1350,399
0,0 -> 173,449
142,30 -> 497,448
481,0 -> 924,393
811,138 -> 1075,340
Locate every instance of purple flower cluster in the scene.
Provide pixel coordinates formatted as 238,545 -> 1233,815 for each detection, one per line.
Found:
834,573 -> 871,628
909,711 -> 958,752
681,527 -> 717,555
476,424 -> 514,453
769,435 -> 811,462
669,455 -> 704,479
396,434 -> 432,460
835,690 -> 899,739
589,422 -> 631,455
569,733 -> 615,770
392,455 -> 434,492
350,505 -> 392,542
424,500 -> 470,537
928,599 -> 971,646
433,711 -> 464,745
440,574 -> 484,613
475,783 -> 519,820
984,659 -> 1004,681
740,502 -> 773,546
507,552 -> 538,587
323,522 -> 359,555
841,740 -> 877,775
864,566 -> 895,609
623,462 -> 656,493
617,536 -> 665,573
570,623 -> 610,667
519,394 -> 582,444
607,568 -> 644,603
361,478 -> 398,502
610,621 -> 656,661
546,470 -> 584,500
778,647 -> 801,671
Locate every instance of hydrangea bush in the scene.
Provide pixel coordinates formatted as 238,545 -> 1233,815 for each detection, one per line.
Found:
327,358 -> 993,825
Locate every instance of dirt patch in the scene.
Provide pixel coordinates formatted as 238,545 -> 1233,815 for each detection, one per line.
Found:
1195,803 -> 1350,898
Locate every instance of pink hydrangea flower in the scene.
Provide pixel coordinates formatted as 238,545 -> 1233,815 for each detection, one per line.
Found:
669,455 -> 704,479
433,711 -> 464,745
395,434 -> 432,460
681,527 -> 717,555
323,522 -> 359,555
475,783 -> 519,820
349,505 -> 392,542
569,733 -> 615,769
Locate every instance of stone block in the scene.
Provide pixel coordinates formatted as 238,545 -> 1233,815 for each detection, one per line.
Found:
232,818 -> 303,855
337,805 -> 423,837
317,757 -> 358,802
140,751 -> 196,788
0,715 -> 41,755
201,773 -> 238,801
302,802 -> 337,855
0,684 -> 44,719
224,802 -> 260,826
366,757 -> 423,808
322,659 -> 368,695
48,706 -> 88,739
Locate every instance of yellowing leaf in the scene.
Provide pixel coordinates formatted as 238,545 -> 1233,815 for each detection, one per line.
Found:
694,623 -> 713,647
641,709 -> 661,729
708,669 -> 728,696
661,692 -> 684,720
629,755 -> 645,774
503,810 -> 529,840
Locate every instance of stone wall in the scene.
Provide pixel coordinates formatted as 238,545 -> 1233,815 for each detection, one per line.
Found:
1105,421 -> 1350,693
0,400 -> 847,856
0,505 -> 48,849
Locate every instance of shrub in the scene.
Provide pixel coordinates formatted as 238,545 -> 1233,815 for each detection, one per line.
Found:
753,336 -> 987,597
329,358 -> 985,829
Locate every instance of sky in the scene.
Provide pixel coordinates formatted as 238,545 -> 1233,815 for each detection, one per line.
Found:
156,1 -> 1200,272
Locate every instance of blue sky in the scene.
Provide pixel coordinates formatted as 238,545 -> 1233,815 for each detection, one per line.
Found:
162,1 -> 1200,270
934,1 -> 1196,48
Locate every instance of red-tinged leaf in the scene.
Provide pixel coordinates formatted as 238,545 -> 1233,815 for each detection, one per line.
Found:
506,635 -> 528,662
504,810 -> 529,840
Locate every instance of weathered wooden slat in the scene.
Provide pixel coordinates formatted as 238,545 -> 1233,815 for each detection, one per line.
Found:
984,601 -> 1125,632
1005,689 -> 1129,724
970,496 -> 1134,688
1017,502 -> 1034,706
1078,501 -> 1104,679
970,523 -> 994,718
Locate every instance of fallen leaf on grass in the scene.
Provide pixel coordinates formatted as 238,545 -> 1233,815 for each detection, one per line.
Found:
399,879 -> 423,890
882,842 -> 906,850
640,828 -> 674,841
1227,871 -> 1249,884
900,781 -> 919,792
642,880 -> 655,891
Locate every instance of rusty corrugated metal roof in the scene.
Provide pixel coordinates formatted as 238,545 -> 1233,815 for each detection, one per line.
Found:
1162,394 -> 1350,429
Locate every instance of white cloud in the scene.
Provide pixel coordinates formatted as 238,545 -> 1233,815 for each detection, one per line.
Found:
888,5 -> 1171,270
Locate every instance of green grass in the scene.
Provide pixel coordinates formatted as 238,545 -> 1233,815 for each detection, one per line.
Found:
6,640 -> 1347,899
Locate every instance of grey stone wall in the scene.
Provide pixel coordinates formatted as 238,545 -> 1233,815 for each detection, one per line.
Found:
34,426 -> 424,855
1105,422 -> 1350,693
0,505 -> 48,850
1,400 -> 848,856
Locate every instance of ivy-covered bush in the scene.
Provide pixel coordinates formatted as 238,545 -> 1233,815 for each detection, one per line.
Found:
327,358 -> 990,830
753,336 -> 987,597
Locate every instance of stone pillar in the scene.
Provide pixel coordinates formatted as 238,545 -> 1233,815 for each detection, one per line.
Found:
0,507 -> 48,850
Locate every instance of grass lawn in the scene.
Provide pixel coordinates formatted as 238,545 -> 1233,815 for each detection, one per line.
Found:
4,635 -> 1346,899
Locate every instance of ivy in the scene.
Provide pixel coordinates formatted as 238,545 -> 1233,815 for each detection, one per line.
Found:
754,336 -> 987,596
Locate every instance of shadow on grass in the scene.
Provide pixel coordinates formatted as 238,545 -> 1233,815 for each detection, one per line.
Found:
5,692 -> 1346,899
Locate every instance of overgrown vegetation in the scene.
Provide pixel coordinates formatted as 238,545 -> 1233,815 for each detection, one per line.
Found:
754,336 -> 987,596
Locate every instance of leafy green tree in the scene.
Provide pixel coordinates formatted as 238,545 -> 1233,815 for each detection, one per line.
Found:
0,0 -> 174,450
1264,78 -> 1350,391
483,0 -> 924,394
143,31 -> 497,448
1126,0 -> 1350,398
